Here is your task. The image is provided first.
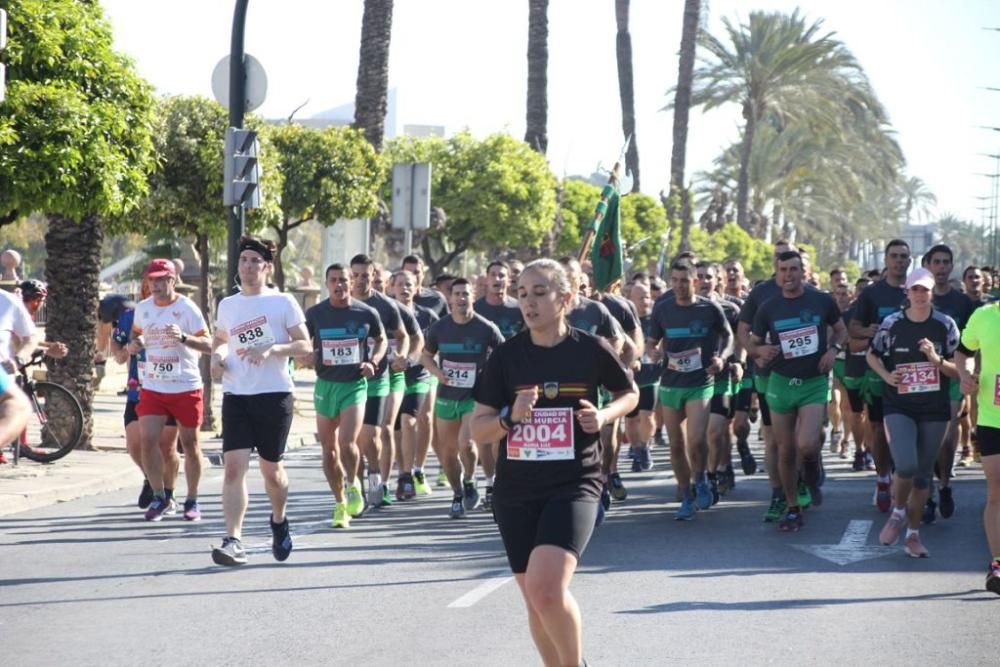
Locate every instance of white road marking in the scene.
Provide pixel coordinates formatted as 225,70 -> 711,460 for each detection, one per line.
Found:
447,575 -> 513,608
792,519 -> 897,565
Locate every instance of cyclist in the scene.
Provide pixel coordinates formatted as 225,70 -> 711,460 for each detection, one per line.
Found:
471,258 -> 637,667
18,281 -> 68,359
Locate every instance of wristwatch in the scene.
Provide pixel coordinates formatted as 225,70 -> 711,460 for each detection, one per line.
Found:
499,405 -> 517,431
831,343 -> 844,353
180,333 -> 188,344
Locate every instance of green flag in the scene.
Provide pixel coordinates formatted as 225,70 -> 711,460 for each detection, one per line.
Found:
590,184 -> 623,292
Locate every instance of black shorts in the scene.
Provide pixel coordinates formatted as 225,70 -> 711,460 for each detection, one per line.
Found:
364,393 -> 387,426
710,392 -> 732,418
222,392 -> 294,463
394,392 -> 428,430
734,387 -> 752,413
626,385 -> 657,418
124,400 -> 176,428
493,493 -> 599,574
979,425 -> 1000,457
757,391 -> 772,427
846,387 -> 865,414
866,394 -> 884,423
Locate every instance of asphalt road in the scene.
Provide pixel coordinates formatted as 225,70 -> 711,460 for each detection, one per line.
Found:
1,442 -> 995,666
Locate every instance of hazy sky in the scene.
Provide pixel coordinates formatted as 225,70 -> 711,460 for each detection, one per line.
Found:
101,0 -> 1000,229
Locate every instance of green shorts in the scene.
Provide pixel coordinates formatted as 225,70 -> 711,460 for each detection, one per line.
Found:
949,380 -> 962,403
435,397 -> 475,421
658,384 -> 714,411
740,376 -> 753,391
405,380 -> 430,396
832,358 -> 846,384
754,373 -> 770,395
765,372 -> 830,414
843,374 -> 865,391
390,371 -> 406,394
367,375 -> 391,398
314,377 -> 368,419
427,375 -> 440,389
713,376 -> 733,397
862,369 -> 884,403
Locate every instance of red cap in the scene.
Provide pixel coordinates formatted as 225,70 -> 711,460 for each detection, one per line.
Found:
145,258 -> 177,279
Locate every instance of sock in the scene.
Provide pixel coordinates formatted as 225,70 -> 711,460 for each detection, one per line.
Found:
368,472 -> 381,488
892,506 -> 906,518
877,474 -> 891,484
154,490 -> 166,500
694,471 -> 707,483
707,472 -> 717,481
772,486 -> 783,499
906,528 -> 918,538
413,466 -> 423,475
165,488 -> 174,500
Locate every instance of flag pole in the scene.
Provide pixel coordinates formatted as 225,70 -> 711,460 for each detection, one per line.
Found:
577,135 -> 631,263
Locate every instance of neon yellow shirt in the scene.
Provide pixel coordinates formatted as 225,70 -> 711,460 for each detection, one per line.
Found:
961,303 -> 1000,428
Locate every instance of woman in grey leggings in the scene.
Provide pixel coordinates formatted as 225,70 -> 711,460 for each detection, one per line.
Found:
867,268 -> 961,558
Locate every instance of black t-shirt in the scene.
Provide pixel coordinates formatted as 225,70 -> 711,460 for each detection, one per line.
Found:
648,295 -> 731,388
636,314 -> 663,387
99,294 -> 135,324
414,287 -> 449,318
567,296 -> 618,339
402,302 -> 439,384
424,313 -> 504,401
933,288 -> 976,331
474,328 -> 633,501
391,303 -> 420,372
358,291 -> 403,380
870,309 -> 960,420
738,278 -> 781,326
599,293 -> 640,335
752,289 -> 841,379
304,299 -> 385,383
843,304 -> 868,378
853,279 -> 906,330
473,296 -> 524,339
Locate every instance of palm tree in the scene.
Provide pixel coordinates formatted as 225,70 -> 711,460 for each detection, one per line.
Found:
901,176 -> 937,225
615,0 -> 640,192
669,0 -> 700,247
353,0 -> 394,152
691,10 -> 875,232
525,0 -> 549,154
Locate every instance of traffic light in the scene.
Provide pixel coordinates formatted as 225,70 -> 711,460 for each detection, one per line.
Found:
1,9 -> 8,104
223,126 -> 261,208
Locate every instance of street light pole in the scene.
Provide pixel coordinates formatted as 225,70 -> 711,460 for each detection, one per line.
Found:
226,0 -> 249,295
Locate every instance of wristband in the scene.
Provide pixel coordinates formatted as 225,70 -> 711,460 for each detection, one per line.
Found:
180,333 -> 188,344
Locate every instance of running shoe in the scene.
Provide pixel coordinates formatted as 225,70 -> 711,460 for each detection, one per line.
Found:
462,481 -> 480,511
852,450 -> 866,472
879,511 -> 906,545
163,496 -> 177,516
987,562 -> 1000,596
212,537 -> 248,566
958,446 -> 972,467
413,470 -> 432,496
609,473 -> 628,501
482,486 -> 494,512
904,532 -> 929,558
270,516 -> 292,562
725,466 -> 736,493
922,497 -> 937,525
797,482 -> 812,510
630,456 -> 642,473
137,480 -> 153,509
367,474 -> 383,507
830,430 -> 842,453
346,482 -> 364,517
718,470 -> 733,497
144,496 -> 169,522
332,504 -> 350,529
778,510 -> 804,532
864,452 -> 876,471
875,481 -> 892,513
0,451 -> 7,465
709,477 -> 720,506
449,496 -> 465,519
675,495 -> 696,521
601,484 -> 612,513
938,486 -> 955,519
626,447 -> 637,460
378,484 -> 394,508
763,495 -> 787,523
183,499 -> 202,521
694,480 -> 713,510
639,446 -> 653,471
397,475 -> 416,501
654,431 -> 666,448
435,470 -> 449,488
736,437 -> 756,475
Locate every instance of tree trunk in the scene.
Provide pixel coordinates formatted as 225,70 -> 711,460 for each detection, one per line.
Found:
615,0 -> 640,193
44,214 -> 102,450
736,103 -> 756,231
273,224 -> 289,291
195,233 -> 215,432
671,0 -> 700,248
353,0 -> 394,152
524,0 -> 549,154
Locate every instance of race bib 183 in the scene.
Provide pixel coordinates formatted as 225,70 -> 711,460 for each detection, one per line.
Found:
322,339 -> 360,366
507,407 -> 574,461
779,325 -> 819,359
667,348 -> 702,373
442,360 -> 476,388
896,361 -> 940,394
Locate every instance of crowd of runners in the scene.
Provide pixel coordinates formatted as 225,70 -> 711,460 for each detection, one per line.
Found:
2,234 -> 1000,666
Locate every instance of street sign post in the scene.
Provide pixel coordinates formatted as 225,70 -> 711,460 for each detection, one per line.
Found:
391,162 -> 432,255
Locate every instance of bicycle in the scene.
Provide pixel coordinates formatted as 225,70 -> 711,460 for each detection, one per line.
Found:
8,349 -> 84,464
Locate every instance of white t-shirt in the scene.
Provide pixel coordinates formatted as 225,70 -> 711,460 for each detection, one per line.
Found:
215,290 -> 305,395
0,289 -> 36,363
133,294 -> 208,393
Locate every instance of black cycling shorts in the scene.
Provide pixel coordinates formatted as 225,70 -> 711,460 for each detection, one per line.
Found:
979,425 -> 1000,458
493,492 -> 599,574
626,385 -> 657,418
364,393 -> 387,427
394,392 -> 427,430
710,392 -> 732,418
222,392 -> 294,463
866,394 -> 884,423
124,400 -> 176,428
846,387 -> 865,414
757,391 -> 772,427
734,387 -> 752,413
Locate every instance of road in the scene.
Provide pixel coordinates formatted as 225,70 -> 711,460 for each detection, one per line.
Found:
1,443 -> 995,666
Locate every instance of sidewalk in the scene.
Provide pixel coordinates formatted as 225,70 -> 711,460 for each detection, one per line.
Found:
0,360 -> 319,517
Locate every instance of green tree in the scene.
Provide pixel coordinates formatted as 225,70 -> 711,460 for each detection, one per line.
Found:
901,176 -> 937,225
0,0 -> 156,447
265,124 -> 383,290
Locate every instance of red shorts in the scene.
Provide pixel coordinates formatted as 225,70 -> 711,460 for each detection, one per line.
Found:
136,388 -> 203,429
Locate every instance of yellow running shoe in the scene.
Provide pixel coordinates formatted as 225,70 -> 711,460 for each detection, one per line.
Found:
346,482 -> 364,517
332,503 -> 350,529
413,470 -> 433,496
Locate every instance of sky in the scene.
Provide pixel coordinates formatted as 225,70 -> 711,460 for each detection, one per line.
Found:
99,0 -> 1000,230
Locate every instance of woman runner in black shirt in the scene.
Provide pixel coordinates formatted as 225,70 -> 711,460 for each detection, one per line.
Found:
472,259 -> 637,667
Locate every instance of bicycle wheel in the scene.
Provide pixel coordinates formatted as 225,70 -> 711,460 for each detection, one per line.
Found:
19,381 -> 84,463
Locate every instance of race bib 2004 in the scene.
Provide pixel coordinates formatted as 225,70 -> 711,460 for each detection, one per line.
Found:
507,407 -> 574,461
